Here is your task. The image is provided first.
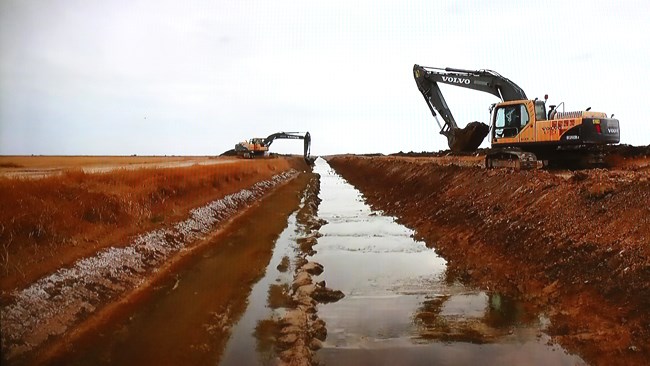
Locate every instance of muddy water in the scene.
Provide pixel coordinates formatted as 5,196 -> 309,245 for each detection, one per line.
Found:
218,211 -> 302,366
313,159 -> 586,366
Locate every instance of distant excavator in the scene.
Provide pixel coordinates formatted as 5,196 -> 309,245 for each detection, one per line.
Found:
234,131 -> 313,163
413,64 -> 620,168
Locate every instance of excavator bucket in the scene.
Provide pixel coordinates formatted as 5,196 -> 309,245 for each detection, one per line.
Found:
447,121 -> 490,152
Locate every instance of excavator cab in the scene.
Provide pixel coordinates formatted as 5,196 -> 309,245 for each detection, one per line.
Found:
493,103 -> 527,139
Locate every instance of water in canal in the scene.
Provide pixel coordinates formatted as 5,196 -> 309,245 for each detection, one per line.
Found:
220,159 -> 585,365
219,211 -> 303,366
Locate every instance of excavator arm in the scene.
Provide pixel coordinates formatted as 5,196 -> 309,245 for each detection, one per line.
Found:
413,64 -> 527,152
264,131 -> 312,162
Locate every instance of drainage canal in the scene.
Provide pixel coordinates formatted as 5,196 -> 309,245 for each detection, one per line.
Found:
59,160 -> 586,366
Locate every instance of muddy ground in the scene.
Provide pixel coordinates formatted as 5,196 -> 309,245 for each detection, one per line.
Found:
328,154 -> 650,366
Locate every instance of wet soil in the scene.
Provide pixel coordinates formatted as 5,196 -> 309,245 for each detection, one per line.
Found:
328,156 -> 650,366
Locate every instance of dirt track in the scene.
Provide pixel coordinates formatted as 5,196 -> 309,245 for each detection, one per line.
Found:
328,155 -> 650,366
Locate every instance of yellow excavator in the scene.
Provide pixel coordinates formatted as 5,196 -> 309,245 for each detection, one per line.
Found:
234,131 -> 313,163
413,65 -> 620,168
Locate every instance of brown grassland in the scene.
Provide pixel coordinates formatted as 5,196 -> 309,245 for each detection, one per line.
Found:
0,155 -> 211,170
0,156 -> 305,294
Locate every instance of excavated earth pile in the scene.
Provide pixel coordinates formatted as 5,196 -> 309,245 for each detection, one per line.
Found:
328,155 -> 650,366
391,144 -> 650,171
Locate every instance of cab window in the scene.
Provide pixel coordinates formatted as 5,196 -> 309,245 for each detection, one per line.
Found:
519,104 -> 529,127
494,104 -> 528,138
495,108 -> 506,128
535,100 -> 546,121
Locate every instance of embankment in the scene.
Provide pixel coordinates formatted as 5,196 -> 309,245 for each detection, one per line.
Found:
328,156 -> 650,366
62,170 -> 317,366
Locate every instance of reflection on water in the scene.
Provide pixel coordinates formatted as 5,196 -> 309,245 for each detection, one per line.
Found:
313,159 -> 586,366
219,213 -> 301,366
58,176 -> 308,366
414,292 -> 536,344
253,318 -> 282,359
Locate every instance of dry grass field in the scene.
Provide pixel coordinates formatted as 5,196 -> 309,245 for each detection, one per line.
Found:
0,155 -> 236,178
0,156 -> 306,293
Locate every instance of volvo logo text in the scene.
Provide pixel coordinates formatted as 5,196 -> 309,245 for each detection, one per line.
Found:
442,76 -> 470,84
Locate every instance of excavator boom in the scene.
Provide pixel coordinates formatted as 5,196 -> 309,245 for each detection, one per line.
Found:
413,64 -> 527,152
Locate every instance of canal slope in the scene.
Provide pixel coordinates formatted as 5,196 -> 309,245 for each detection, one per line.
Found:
3,169 -> 312,366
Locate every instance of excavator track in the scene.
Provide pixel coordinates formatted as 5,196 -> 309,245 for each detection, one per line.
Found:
485,149 -> 538,170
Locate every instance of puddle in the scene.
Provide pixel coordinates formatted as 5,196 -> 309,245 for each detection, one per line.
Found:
312,159 -> 587,366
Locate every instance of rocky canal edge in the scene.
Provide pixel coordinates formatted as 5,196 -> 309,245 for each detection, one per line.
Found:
261,173 -> 345,366
1,170 -> 300,365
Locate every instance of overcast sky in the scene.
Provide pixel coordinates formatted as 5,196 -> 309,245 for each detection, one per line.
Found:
1,0 -> 648,155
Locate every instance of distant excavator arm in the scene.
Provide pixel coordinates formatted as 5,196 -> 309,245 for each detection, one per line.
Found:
413,64 -> 527,151
264,132 -> 311,160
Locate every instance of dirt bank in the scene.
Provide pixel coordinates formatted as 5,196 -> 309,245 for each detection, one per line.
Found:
328,156 -> 650,366
390,144 -> 650,171
58,171 -> 316,366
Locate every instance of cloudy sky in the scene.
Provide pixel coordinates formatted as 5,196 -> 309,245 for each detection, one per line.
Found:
1,0 -> 648,155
